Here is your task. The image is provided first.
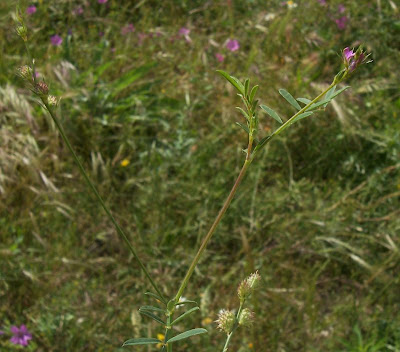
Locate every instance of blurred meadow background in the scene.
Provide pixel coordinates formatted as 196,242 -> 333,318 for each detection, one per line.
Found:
1,0 -> 400,351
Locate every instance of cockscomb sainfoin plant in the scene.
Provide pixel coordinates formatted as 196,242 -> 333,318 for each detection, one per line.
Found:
14,6 -> 371,351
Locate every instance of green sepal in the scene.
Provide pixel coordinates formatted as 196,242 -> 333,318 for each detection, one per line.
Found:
122,338 -> 162,347
166,328 -> 208,343
279,89 -> 301,110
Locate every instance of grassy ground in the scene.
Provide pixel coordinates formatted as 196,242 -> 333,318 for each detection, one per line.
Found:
1,0 -> 400,351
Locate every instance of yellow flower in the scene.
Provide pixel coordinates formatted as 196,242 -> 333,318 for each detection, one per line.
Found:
120,159 -> 130,167
248,342 -> 254,349
156,334 -> 165,349
202,317 -> 213,325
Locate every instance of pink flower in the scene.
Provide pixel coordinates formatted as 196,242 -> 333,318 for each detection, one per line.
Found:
179,27 -> 190,36
10,325 -> 32,346
121,23 -> 135,35
317,0 -> 326,4
226,39 -> 240,52
98,0 -> 108,3
338,4 -> 346,13
137,32 -> 147,45
73,7 -> 84,15
335,16 -> 348,30
50,35 -> 63,46
26,5 -> 37,15
215,53 -> 225,62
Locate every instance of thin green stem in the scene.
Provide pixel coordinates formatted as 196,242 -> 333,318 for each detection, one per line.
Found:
41,100 -> 165,302
174,158 -> 251,303
165,314 -> 173,352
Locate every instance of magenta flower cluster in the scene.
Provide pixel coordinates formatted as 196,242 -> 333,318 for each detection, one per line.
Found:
0,325 -> 32,346
26,5 -> 37,15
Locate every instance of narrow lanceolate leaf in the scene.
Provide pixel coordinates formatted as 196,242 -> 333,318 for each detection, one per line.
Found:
327,85 -> 350,100
279,89 -> 302,110
296,97 -> 312,105
249,85 -> 259,103
216,70 -> 245,95
235,122 -> 250,135
260,104 -> 283,124
139,305 -> 166,313
122,338 -> 161,347
139,310 -> 165,325
244,79 -> 250,97
167,328 -> 208,343
324,85 -> 336,107
236,107 -> 250,121
175,300 -> 198,307
144,292 -> 167,305
171,307 -> 200,326
290,111 -> 313,124
253,135 -> 271,153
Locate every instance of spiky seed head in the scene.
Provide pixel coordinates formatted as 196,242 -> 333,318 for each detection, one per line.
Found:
16,24 -> 27,41
216,310 -> 235,334
36,81 -> 49,96
47,95 -> 58,106
17,65 -> 32,81
238,271 -> 261,302
238,308 -> 255,327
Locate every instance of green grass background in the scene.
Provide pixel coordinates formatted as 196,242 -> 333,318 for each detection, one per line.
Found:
1,0 -> 399,351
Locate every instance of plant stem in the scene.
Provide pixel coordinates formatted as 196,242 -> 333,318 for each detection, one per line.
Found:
174,156 -> 252,303
41,100 -> 165,302
165,314 -> 173,352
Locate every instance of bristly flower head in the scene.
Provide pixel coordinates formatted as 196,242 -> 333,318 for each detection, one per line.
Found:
10,325 -> 32,346
47,95 -> 58,106
238,308 -> 255,327
238,271 -> 261,302
342,46 -> 371,73
17,65 -> 33,81
216,310 -> 235,334
36,81 -> 49,96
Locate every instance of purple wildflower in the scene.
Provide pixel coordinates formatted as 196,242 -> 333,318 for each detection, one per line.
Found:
179,27 -> 190,36
342,46 -> 370,72
215,53 -> 225,62
50,34 -> 63,46
0,330 -> 4,335
10,325 -> 32,346
98,0 -> 108,3
73,7 -> 84,15
338,4 -> 346,13
121,23 -> 135,35
26,5 -> 37,15
226,39 -> 240,52
335,16 -> 348,30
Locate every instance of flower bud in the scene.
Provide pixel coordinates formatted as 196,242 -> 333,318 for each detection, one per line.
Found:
16,25 -> 27,41
238,308 -> 254,327
17,65 -> 33,81
238,271 -> 261,302
36,81 -> 49,96
47,95 -> 58,106
216,310 -> 235,334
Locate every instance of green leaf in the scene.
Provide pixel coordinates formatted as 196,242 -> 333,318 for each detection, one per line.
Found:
253,135 -> 271,153
216,70 -> 245,95
139,310 -> 165,325
279,89 -> 301,110
296,97 -> 312,105
122,338 -> 161,347
327,85 -> 350,100
260,104 -> 283,124
290,111 -> 313,124
244,79 -> 250,97
235,122 -> 250,134
144,292 -> 167,305
167,328 -> 208,343
110,62 -> 156,97
249,85 -> 259,103
171,307 -> 200,326
139,305 -> 165,313
175,300 -> 198,307
236,107 -> 250,121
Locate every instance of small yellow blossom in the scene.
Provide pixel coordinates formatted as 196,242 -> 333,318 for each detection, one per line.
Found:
248,342 -> 254,349
156,334 -> 165,348
287,0 -> 298,8
202,317 -> 213,325
120,159 -> 130,167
